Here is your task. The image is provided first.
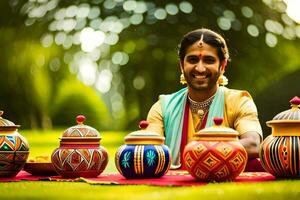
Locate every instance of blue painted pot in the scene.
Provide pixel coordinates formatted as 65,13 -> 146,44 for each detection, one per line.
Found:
115,121 -> 171,179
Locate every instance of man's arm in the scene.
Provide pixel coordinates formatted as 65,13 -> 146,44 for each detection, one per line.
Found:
146,100 -> 164,136
230,90 -> 263,159
239,131 -> 261,159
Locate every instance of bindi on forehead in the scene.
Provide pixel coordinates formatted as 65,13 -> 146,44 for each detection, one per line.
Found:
186,42 -> 218,57
196,53 -> 215,60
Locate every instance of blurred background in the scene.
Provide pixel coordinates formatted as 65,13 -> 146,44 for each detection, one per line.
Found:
0,0 -> 299,138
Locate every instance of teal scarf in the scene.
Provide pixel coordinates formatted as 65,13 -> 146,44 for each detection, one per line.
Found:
160,86 -> 225,167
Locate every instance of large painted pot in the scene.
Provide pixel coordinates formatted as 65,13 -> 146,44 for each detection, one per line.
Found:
115,121 -> 171,179
183,117 -> 248,182
0,111 -> 29,177
260,96 -> 300,178
51,115 -> 108,178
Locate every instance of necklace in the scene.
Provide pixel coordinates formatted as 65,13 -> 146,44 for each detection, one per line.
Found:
188,94 -> 215,116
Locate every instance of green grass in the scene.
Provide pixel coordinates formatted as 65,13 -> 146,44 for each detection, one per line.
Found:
1,130 -> 300,200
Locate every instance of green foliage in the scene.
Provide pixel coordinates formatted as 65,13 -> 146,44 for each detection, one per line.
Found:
0,28 -> 62,129
1,0 -> 300,131
114,0 -> 300,128
51,78 -> 112,130
255,68 -> 300,138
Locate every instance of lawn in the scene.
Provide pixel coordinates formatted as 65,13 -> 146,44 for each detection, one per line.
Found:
1,130 -> 300,200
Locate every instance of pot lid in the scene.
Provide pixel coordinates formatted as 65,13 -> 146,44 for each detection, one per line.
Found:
61,115 -> 100,138
194,117 -> 238,138
0,111 -> 20,128
271,96 -> 300,120
124,121 -> 165,145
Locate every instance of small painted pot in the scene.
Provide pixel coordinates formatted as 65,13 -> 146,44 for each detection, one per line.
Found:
0,111 -> 29,177
51,115 -> 108,178
260,96 -> 300,178
115,121 -> 171,179
183,117 -> 248,182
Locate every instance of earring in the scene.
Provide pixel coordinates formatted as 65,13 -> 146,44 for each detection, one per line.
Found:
218,74 -> 228,86
180,73 -> 187,85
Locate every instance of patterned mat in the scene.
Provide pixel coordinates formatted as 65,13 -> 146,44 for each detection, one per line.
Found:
0,170 -> 275,186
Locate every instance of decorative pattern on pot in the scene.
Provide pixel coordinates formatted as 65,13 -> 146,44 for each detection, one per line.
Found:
115,121 -> 171,179
0,111 -> 29,177
51,115 -> 108,178
183,117 -> 247,182
260,96 -> 300,178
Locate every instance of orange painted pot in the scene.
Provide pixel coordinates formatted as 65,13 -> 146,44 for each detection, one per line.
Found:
0,111 -> 29,177
183,117 -> 247,182
51,115 -> 108,178
260,97 -> 300,178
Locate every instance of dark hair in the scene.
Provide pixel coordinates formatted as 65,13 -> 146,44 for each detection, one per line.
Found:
178,28 -> 230,63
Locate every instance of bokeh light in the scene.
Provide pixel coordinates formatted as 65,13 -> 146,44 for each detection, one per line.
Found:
96,69 -> 113,93
179,1 -> 193,14
241,6 -> 254,18
217,17 -> 231,30
80,27 -> 105,52
165,4 -> 179,15
265,32 -> 278,47
133,76 -> 145,90
284,0 -> 300,23
247,24 -> 260,37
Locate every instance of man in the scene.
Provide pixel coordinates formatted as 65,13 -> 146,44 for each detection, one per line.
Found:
146,28 -> 262,170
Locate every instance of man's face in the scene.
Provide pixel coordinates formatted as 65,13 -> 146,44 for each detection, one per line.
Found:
181,42 -> 223,93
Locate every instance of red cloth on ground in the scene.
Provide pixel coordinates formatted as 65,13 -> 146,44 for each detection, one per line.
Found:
244,158 -> 266,172
0,170 -> 275,186
0,171 -> 51,182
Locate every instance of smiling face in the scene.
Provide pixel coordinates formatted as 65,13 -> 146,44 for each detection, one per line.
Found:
181,41 -> 225,97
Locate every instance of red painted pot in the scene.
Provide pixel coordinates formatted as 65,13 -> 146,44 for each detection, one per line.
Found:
183,117 -> 247,182
0,111 -> 29,177
51,115 -> 108,178
260,96 -> 300,178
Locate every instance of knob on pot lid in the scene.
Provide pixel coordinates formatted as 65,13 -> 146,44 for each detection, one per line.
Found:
61,115 -> 100,138
0,111 -> 20,129
124,121 -> 165,145
194,117 -> 238,138
272,96 -> 300,120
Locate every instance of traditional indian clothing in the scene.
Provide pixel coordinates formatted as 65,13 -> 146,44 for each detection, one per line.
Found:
146,86 -> 262,168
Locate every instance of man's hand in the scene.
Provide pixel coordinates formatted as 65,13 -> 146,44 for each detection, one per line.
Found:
239,131 -> 261,159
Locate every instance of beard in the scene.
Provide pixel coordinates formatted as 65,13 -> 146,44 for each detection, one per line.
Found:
184,70 -> 221,92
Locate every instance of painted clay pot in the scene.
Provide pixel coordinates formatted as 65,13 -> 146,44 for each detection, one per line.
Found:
260,96 -> 300,178
115,121 -> 171,179
51,115 -> 108,178
0,111 -> 29,177
183,117 -> 248,182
